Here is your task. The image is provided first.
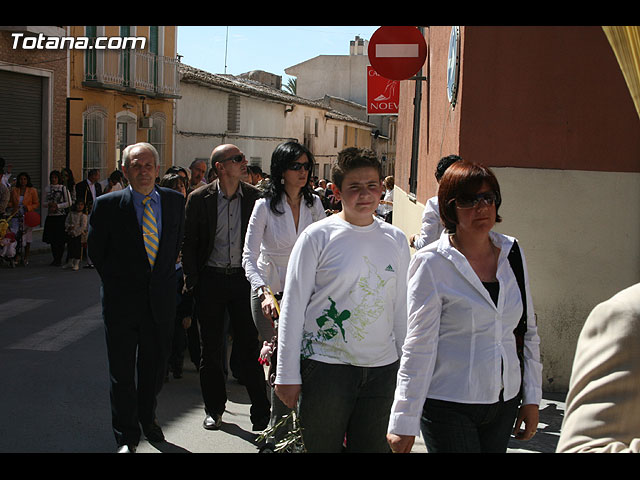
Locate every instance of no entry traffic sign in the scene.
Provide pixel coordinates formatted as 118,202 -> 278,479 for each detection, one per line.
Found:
368,26 -> 427,80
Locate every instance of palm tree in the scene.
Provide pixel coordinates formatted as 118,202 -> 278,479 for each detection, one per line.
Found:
283,77 -> 297,95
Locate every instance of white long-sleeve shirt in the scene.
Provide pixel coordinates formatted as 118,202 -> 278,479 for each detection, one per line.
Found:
242,193 -> 325,293
388,230 -> 543,437
413,196 -> 443,251
275,214 -> 411,385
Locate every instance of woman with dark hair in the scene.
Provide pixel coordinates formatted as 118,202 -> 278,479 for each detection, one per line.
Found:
43,170 -> 72,266
159,173 -> 187,197
9,172 -> 39,266
387,160 -> 542,453
242,140 -> 325,444
60,167 -> 76,202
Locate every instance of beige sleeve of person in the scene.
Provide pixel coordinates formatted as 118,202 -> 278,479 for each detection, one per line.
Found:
556,283 -> 640,453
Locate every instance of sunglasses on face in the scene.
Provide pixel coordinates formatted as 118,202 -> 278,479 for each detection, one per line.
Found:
223,154 -> 245,164
454,191 -> 499,209
288,162 -> 312,171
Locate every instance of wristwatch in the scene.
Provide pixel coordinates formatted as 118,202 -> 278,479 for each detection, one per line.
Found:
257,286 -> 268,300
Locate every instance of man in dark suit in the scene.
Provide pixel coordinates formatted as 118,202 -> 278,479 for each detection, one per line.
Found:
182,143 -> 270,432
88,142 -> 185,453
75,168 -> 103,213
76,169 -> 103,268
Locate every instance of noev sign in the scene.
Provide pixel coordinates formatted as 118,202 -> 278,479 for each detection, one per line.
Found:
367,66 -> 400,115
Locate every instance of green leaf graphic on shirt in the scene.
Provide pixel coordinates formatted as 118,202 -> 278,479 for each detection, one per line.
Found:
315,296 -> 351,342
300,256 -> 395,361
348,257 -> 389,341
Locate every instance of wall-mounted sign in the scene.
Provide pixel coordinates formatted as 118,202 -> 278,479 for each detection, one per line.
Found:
367,66 -> 400,115
447,26 -> 460,107
368,26 -> 427,81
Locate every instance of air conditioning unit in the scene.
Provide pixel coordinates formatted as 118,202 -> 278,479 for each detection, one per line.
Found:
139,117 -> 153,129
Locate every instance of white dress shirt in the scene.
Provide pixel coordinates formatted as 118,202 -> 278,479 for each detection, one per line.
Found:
242,193 -> 325,293
413,196 -> 443,251
388,230 -> 542,437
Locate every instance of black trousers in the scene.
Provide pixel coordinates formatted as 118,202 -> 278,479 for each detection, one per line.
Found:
104,304 -> 173,447
195,267 -> 270,423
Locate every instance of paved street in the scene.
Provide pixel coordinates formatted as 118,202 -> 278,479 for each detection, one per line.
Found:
0,234 -> 565,453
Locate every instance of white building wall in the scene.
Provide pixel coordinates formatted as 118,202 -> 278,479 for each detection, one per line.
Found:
286,55 -> 370,106
175,81 -> 290,174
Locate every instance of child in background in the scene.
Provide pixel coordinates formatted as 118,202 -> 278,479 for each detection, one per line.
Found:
0,218 -> 17,267
64,200 -> 88,271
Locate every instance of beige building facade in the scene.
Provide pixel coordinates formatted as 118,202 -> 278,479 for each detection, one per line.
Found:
67,26 -> 180,183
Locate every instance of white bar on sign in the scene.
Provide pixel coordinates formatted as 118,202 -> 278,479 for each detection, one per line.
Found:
376,44 -> 419,58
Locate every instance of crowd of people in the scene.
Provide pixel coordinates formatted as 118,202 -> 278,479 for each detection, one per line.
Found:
0,158 -> 110,270
3,141 -> 637,454
56,138 -> 545,455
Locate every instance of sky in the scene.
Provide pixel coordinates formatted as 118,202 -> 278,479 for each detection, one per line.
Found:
176,26 -> 380,85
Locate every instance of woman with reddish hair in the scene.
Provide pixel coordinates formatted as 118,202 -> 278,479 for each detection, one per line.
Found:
387,160 -> 543,453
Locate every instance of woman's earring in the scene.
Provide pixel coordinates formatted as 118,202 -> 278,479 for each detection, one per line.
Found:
281,178 -> 285,185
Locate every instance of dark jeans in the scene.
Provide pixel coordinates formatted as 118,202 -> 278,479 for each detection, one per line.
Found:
299,358 -> 399,453
420,393 -> 520,453
195,268 -> 270,423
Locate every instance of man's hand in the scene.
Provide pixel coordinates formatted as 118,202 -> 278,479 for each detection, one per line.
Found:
513,403 -> 539,440
275,384 -> 301,409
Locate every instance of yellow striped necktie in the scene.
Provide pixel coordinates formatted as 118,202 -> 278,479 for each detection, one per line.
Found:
142,195 -> 159,268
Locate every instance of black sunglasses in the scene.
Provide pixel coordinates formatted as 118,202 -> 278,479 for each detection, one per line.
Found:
454,191 -> 499,209
288,162 -> 312,171
222,154 -> 245,164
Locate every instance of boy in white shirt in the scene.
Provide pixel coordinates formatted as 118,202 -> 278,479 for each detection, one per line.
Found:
274,147 -> 410,453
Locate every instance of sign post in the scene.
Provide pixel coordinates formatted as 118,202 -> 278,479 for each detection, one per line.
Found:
368,26 -> 427,196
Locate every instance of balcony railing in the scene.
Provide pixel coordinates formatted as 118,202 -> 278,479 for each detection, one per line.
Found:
84,49 -> 180,98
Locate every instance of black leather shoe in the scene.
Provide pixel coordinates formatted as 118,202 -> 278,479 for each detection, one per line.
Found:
116,444 -> 137,453
203,414 -> 222,430
252,414 -> 270,432
143,420 -> 165,442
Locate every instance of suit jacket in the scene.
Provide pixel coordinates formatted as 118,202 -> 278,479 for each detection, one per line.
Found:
87,186 -> 185,328
182,179 -> 261,291
75,179 -> 103,213
556,283 -> 640,452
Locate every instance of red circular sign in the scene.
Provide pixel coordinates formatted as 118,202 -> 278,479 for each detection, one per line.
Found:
368,26 -> 427,80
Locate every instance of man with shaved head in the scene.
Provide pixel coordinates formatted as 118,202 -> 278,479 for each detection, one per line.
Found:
182,144 -> 270,433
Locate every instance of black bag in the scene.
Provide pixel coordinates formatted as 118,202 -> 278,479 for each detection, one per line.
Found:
507,240 -> 527,390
